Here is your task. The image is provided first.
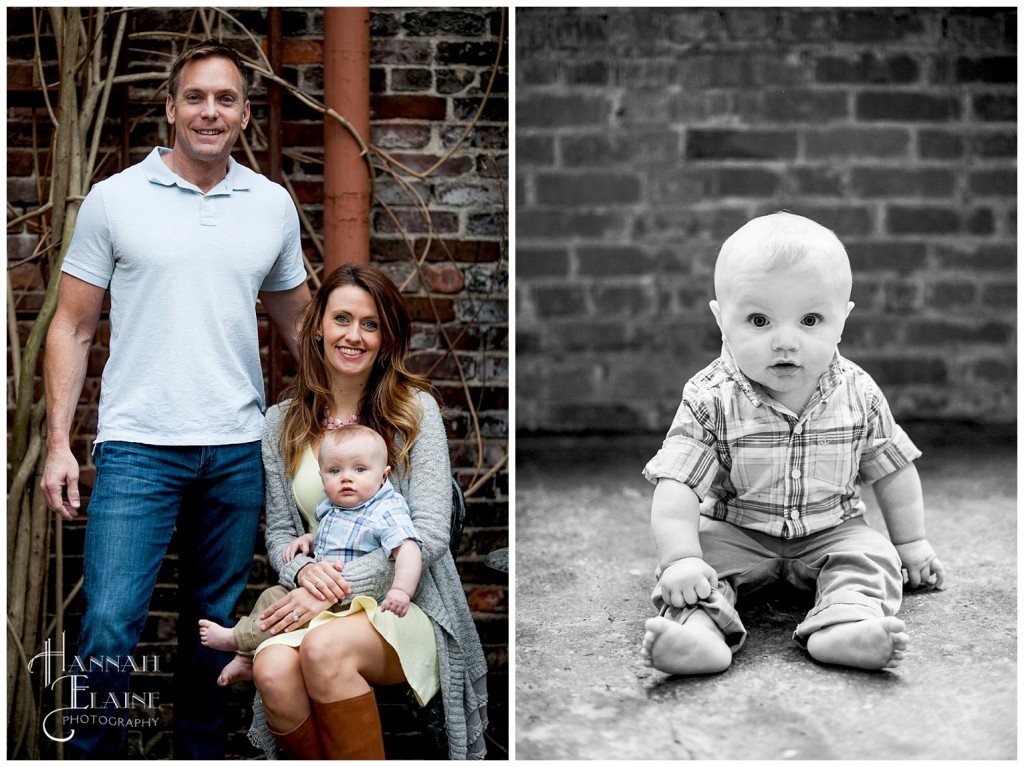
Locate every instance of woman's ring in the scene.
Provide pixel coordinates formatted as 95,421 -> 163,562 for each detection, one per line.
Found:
290,611 -> 300,622
314,578 -> 323,587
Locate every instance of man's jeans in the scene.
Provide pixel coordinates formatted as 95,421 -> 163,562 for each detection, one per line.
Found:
67,441 -> 262,759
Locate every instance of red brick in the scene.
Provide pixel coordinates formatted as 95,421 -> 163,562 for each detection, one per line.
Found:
371,123 -> 431,150
421,264 -> 464,294
8,262 -> 43,291
385,152 -> 473,176
371,95 -> 446,120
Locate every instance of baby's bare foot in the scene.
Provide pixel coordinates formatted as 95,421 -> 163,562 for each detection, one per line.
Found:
198,619 -> 238,652
640,615 -> 732,675
216,653 -> 254,686
806,616 -> 909,670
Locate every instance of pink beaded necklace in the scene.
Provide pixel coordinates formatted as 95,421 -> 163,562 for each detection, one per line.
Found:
322,407 -> 359,430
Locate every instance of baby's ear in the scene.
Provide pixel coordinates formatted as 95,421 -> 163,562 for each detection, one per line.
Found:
845,301 -> 855,319
384,465 -> 392,479
709,300 -> 723,327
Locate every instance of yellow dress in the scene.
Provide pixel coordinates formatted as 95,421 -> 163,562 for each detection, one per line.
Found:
253,445 -> 440,706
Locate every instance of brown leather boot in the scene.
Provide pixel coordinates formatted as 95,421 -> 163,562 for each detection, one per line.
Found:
313,690 -> 386,759
271,712 -> 325,759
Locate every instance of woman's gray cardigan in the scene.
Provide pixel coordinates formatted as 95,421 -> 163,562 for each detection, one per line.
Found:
247,394 -> 489,759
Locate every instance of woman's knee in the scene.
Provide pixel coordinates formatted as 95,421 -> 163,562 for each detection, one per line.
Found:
253,647 -> 303,696
299,623 -> 359,676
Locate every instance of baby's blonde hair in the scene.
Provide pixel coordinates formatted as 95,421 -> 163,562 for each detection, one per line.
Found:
317,423 -> 389,469
714,212 -> 852,302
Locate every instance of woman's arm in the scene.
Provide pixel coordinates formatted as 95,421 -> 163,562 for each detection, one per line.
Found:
262,403 -> 316,587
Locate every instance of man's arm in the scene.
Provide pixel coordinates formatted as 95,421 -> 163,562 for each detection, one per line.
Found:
41,274 -> 105,518
259,283 -> 311,359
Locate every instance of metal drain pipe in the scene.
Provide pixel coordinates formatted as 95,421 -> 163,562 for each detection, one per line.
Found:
323,7 -> 371,269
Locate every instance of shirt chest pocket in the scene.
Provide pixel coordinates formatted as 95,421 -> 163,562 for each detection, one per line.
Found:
810,436 -> 857,493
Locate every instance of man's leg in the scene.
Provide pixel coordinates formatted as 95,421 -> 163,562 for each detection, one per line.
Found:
67,442 -> 185,759
172,441 -> 262,759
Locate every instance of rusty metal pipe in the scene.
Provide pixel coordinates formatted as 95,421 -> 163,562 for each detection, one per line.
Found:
323,7 -> 371,269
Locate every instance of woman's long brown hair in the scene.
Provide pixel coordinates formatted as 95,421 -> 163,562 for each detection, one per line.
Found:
279,264 -> 439,477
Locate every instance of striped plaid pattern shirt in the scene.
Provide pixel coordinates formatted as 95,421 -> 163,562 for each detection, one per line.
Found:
313,478 -> 422,564
643,350 -> 921,539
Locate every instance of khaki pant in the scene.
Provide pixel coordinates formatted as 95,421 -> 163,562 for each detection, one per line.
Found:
653,515 -> 903,651
232,585 -> 290,654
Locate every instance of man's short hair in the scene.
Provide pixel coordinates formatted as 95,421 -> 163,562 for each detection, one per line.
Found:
168,40 -> 249,102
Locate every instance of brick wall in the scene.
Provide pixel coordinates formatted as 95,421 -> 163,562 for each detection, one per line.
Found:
7,6 -> 507,758
516,8 -> 1016,435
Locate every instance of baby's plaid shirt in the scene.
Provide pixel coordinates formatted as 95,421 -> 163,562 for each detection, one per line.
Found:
643,350 -> 920,539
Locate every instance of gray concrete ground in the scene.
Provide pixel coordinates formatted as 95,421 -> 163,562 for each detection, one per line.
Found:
515,433 -> 1017,760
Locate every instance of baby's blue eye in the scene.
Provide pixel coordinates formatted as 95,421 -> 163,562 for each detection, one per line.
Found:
748,314 -> 769,328
801,314 -> 823,327
329,467 -> 340,475
355,467 -> 366,473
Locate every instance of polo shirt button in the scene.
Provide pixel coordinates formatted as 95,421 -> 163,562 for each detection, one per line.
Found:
791,509 -> 800,517
791,469 -> 801,479
794,425 -> 803,434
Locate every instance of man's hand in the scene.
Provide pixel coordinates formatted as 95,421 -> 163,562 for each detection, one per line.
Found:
40,444 -> 82,520
894,538 -> 945,589
656,556 -> 719,607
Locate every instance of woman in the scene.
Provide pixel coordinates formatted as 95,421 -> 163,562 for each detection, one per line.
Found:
246,264 -> 489,759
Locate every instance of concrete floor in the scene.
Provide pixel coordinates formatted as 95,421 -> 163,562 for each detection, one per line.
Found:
515,433 -> 1017,760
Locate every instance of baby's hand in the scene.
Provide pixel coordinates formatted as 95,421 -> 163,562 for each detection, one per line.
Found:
381,588 -> 411,617
283,533 -> 315,564
656,557 -> 719,608
894,538 -> 945,589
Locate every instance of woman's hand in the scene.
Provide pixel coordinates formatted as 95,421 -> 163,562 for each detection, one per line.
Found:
259,588 -> 326,635
297,561 -> 352,603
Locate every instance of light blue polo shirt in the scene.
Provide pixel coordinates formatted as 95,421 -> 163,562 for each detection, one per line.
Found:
62,147 -> 307,446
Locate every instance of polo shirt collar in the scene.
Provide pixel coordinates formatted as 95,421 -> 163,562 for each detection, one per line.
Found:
143,147 -> 251,195
721,345 -> 846,408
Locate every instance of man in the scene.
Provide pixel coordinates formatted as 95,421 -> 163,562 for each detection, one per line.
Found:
40,41 -> 311,758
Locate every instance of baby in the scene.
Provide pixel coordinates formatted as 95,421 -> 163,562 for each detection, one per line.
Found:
640,212 -> 944,675
199,423 -> 422,685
